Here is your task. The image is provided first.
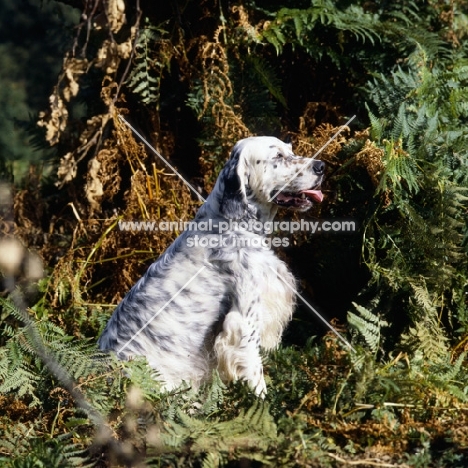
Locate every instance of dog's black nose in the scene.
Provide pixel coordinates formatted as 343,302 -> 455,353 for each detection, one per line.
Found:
312,160 -> 325,175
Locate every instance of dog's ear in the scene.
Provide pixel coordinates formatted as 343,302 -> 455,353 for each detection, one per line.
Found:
218,142 -> 250,220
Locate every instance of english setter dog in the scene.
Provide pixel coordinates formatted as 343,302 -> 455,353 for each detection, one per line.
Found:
98,136 -> 324,395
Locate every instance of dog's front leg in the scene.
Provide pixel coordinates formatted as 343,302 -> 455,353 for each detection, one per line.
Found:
213,310 -> 267,396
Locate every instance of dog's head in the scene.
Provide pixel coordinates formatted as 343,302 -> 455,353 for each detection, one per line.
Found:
214,136 -> 324,220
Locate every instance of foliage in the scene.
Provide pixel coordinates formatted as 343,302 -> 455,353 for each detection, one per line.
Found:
1,0 -> 468,466
362,46 -> 468,359
348,302 -> 388,355
1,302 -> 468,466
126,19 -> 172,106
256,1 -> 381,55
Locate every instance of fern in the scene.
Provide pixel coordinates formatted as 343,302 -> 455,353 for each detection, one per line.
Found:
1,435 -> 91,468
0,421 -> 92,467
258,2 -> 380,54
200,371 -> 226,416
0,297 -> 109,406
348,302 -> 388,354
246,55 -> 286,108
0,341 -> 42,405
377,137 -> 419,195
399,279 -> 450,361
126,20 -> 170,106
360,43 -> 468,358
406,351 -> 468,405
366,104 -> 386,141
160,401 -> 276,464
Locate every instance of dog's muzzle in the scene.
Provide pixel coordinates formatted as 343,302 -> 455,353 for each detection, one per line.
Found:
272,159 -> 325,209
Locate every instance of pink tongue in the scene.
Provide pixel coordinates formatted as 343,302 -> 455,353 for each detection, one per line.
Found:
301,189 -> 324,203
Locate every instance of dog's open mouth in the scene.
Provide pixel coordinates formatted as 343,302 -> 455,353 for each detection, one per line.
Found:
273,188 -> 324,209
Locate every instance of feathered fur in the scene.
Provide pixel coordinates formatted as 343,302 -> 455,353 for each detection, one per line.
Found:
98,136 -> 324,395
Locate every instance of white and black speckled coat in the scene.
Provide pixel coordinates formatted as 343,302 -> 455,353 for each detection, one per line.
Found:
98,136 -> 324,395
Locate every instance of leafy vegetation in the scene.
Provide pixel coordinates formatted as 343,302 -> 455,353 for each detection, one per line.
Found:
1,0 -> 468,466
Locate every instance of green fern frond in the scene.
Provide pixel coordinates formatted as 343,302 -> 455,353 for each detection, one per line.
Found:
0,297 -> 108,406
401,281 -> 449,361
366,103 -> 385,141
160,401 -> 276,462
378,138 -> 419,194
0,344 -> 41,405
247,55 -> 287,108
1,435 -> 91,468
409,280 -> 437,313
126,20 -> 170,106
348,302 -> 388,354
441,352 -> 466,383
200,371 -> 226,416
259,1 -> 380,54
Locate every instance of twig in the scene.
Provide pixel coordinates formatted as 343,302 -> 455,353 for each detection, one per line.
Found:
327,453 -> 410,467
75,217 -> 122,291
112,0 -> 143,105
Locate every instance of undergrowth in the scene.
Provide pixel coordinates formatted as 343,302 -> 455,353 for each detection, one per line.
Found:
1,293 -> 467,467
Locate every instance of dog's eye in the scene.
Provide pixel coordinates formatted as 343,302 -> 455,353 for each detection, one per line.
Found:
275,152 -> 284,159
